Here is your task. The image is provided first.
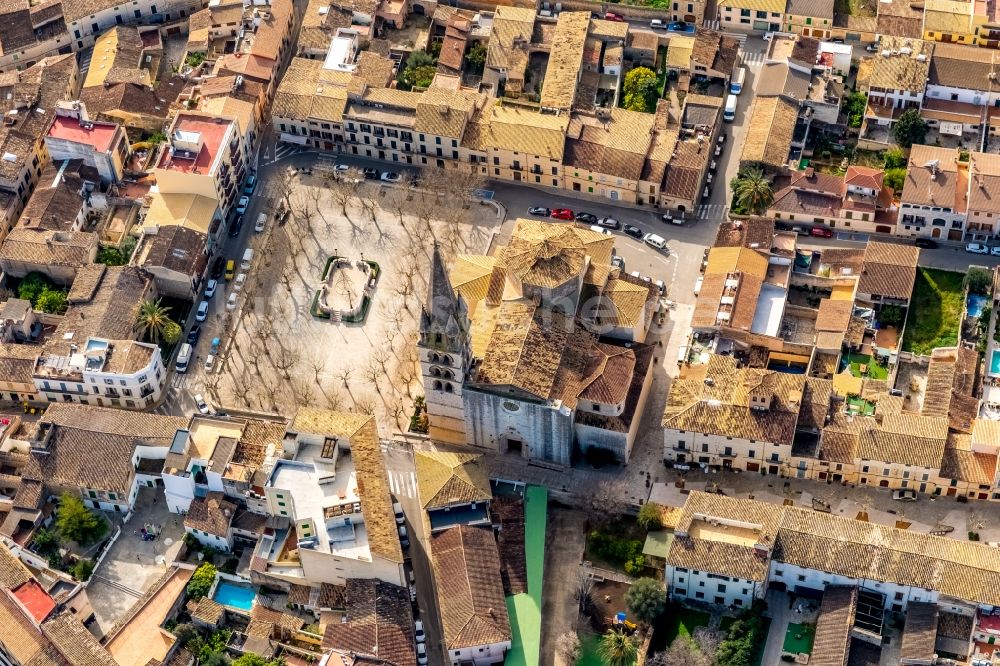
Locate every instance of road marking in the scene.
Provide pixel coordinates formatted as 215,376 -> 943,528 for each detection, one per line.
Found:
741,51 -> 766,69
388,470 -> 417,498
697,203 -> 727,221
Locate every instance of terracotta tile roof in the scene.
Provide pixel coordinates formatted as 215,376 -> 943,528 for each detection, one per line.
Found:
859,37 -> 932,93
495,219 -> 588,289
486,6 -> 534,74
815,300 -> 854,332
475,302 -> 569,399
857,240 -> 919,300
787,0 -> 834,18
877,13 -> 923,38
662,355 -> 806,445
899,602 -> 938,663
0,228 -> 95,268
714,218 -> 776,249
138,225 -> 208,277
0,593 -> 52,665
184,492 -> 236,539
431,525 -> 511,650
539,12 -> 589,110
899,145 -> 965,211
940,433 -> 997,484
20,163 -> 88,232
845,166 -> 883,191
415,450 -> 491,510
797,377 -> 833,431
187,597 -> 225,625
319,582 -> 347,609
856,413 -> 948,468
564,109 -> 655,181
741,96 -> 799,169
231,509 -> 267,536
968,151 -> 1000,214
287,584 -> 311,607
250,605 -> 304,632
466,104 -> 568,161
322,579 -> 416,666
0,542 -> 32,588
414,87 -> 482,139
42,611 -> 118,666
922,346 -> 979,432
0,342 -> 41,386
810,586 -> 856,666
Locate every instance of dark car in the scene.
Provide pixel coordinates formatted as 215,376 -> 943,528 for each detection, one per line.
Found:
598,217 -> 620,229
623,224 -> 642,239
551,208 -> 574,220
575,212 -> 598,224
186,325 -> 201,345
227,215 -> 243,238
528,206 -> 551,216
210,256 -> 226,280
362,167 -> 379,179
809,226 -> 833,238
914,238 -> 938,249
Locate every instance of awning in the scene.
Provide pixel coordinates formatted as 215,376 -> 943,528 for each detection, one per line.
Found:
279,133 -> 309,145
939,121 -> 964,136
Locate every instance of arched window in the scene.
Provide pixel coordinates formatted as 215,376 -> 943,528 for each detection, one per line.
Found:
431,367 -> 441,377
441,355 -> 453,366
442,369 -> 454,380
430,352 -> 440,363
433,380 -> 442,391
444,382 -> 454,393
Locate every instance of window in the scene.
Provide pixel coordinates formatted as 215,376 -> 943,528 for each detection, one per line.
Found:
717,583 -> 727,592
797,575 -> 806,582
695,591 -> 704,599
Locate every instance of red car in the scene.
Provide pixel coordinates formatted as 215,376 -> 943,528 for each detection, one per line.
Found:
604,11 -> 624,20
809,226 -> 833,238
551,208 -> 574,220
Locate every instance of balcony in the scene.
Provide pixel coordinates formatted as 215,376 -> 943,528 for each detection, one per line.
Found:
719,450 -> 737,458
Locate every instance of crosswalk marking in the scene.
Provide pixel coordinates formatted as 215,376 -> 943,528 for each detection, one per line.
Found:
697,203 -> 728,220
266,143 -> 305,165
741,51 -> 766,69
703,19 -> 720,29
387,470 -> 418,499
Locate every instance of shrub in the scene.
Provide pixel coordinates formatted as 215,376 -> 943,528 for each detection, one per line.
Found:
965,267 -> 992,296
623,555 -> 646,575
636,503 -> 663,530
69,558 -> 95,581
55,494 -> 107,545
187,563 -> 217,600
589,531 -> 643,566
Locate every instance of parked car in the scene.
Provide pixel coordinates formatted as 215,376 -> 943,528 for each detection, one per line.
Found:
380,171 -> 402,183
224,260 -> 235,281
575,212 -> 598,224
393,501 -> 405,525
629,270 -> 652,283
204,354 -> 216,372
204,279 -> 218,299
966,242 -> 990,254
362,167 -> 379,179
809,226 -> 833,238
186,325 -> 201,345
254,212 -> 267,233
236,196 -> 249,214
334,164 -> 351,173
195,301 -> 209,322
611,255 -> 625,270
210,256 -> 226,280
694,276 -> 704,295
226,292 -> 238,311
550,208 -> 574,220
528,206 -> 551,216
414,620 -> 426,643
650,18 -> 667,28
589,225 -> 613,236
623,224 -> 642,239
717,133 -> 727,144
244,174 -> 257,195
914,238 -> 938,249
194,393 -> 210,414
234,273 -> 247,291
227,215 -> 243,238
416,644 -> 428,666
597,217 -> 620,229
892,489 -> 917,502
991,246 -> 1000,257
604,11 -> 624,20
655,279 -> 666,295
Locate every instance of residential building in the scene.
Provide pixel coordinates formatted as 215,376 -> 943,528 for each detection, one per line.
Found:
671,0 -> 707,23
785,0 -> 835,38
251,408 -> 405,587
854,240 -> 919,304
431,525 -> 512,666
662,354 -> 807,474
321,578 -> 416,666
161,416 -> 248,513
967,152 -> 1000,239
153,113 -> 245,217
856,37 -> 933,142
31,265 -> 167,408
44,102 -> 130,184
421,230 -> 657,464
923,0 -> 977,44
134,224 -> 209,299
0,590 -> 118,666
740,95 -> 800,171
0,227 -> 98,284
896,144 -> 968,241
690,30 -> 742,83
18,159 -> 96,235
414,450 -> 492,532
62,0 -> 205,52
184,492 -> 237,551
717,0 -> 784,32
767,166 -> 897,235
922,44 -> 1000,141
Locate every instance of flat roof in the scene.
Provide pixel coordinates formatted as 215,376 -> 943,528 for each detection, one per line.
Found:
10,581 -> 55,623
157,115 -> 234,175
187,418 -> 244,461
751,283 -> 787,336
47,116 -> 119,153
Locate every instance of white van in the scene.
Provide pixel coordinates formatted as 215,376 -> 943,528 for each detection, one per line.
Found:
643,233 -> 668,250
730,66 -> 746,95
240,248 -> 254,270
723,94 -> 737,122
175,343 -> 193,373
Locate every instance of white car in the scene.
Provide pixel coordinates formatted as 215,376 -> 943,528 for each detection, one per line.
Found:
967,242 -> 989,254
234,273 -> 247,292
204,354 -> 216,372
991,246 -> 1000,257
226,292 -> 238,311
694,276 -> 704,295
195,300 -> 209,322
892,489 -> 917,502
335,164 -> 350,173
414,620 -> 425,643
204,279 -> 218,299
380,171 -> 402,183
416,643 -> 428,666
255,212 -> 267,233
236,196 -> 249,214
194,393 -> 210,414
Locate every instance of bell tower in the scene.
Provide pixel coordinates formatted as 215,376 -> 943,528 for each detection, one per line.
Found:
417,244 -> 471,444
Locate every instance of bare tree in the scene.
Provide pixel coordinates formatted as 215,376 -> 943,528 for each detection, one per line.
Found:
354,393 -> 376,415
554,633 -> 581,666
372,347 -> 392,376
325,384 -> 346,410
276,167 -> 296,213
329,176 -> 358,217
589,479 -> 628,526
362,355 -> 381,391
647,640 -> 711,666
274,347 -> 300,379
335,266 -> 356,309
204,374 -> 222,402
335,366 -> 353,387
308,355 -> 326,385
295,379 -> 317,406
692,627 -> 724,660
575,574 -> 595,614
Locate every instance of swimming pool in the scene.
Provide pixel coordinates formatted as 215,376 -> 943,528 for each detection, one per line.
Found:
968,294 -> 988,319
991,350 -> 1000,377
212,581 -> 255,611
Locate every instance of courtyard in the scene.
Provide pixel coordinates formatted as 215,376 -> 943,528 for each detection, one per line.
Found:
204,166 -> 498,431
901,268 -> 964,356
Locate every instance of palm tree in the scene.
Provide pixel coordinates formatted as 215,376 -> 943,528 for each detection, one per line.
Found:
598,629 -> 638,666
732,167 -> 774,215
135,299 -> 172,343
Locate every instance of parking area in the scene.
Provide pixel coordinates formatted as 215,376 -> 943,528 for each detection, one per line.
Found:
87,487 -> 184,636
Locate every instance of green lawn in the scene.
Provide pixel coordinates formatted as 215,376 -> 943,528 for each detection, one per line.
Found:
901,268 -> 965,356
783,623 -> 816,655
843,352 -> 888,380
847,395 -> 877,416
658,606 -> 712,646
504,486 -> 547,666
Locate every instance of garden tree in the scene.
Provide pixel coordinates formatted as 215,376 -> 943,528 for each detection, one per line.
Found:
598,629 -> 638,666
636,502 -> 663,530
398,50 -> 437,90
575,574 -> 595,613
648,639 -> 712,666
884,167 -> 906,192
715,609 -> 766,666
172,623 -> 198,646
622,67 -> 658,112
162,320 -> 182,345
56,494 -> 108,545
69,558 -> 95,581
186,563 -> 217,599
966,266 -> 992,295
135,299 -> 174,344
232,655 -> 285,666
465,42 -> 487,74
35,289 -> 68,315
884,147 -> 907,169
893,109 -> 927,148
878,304 -> 905,326
692,626 -> 724,658
17,272 -> 51,303
625,577 -> 667,625
842,91 -> 867,128
555,632 -> 581,665
731,167 -> 773,215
